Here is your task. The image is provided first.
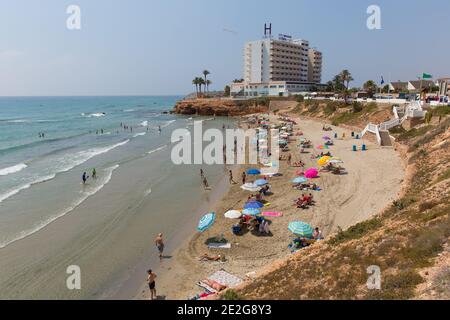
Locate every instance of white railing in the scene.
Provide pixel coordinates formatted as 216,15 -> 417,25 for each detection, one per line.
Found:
361,123 -> 381,145
379,118 -> 400,131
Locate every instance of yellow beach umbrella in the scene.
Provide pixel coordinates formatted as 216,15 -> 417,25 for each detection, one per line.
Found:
317,156 -> 331,166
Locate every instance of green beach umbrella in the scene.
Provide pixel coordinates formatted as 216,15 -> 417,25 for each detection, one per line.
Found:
288,221 -> 314,238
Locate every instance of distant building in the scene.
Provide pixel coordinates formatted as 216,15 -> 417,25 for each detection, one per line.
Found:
308,48 -> 322,84
407,80 -> 434,92
233,29 -> 323,98
388,80 -> 435,93
388,81 -> 408,92
437,77 -> 450,96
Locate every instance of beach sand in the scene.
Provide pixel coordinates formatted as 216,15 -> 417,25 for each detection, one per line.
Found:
135,114 -> 405,300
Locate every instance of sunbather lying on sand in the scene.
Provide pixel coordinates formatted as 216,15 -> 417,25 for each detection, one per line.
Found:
202,279 -> 227,292
199,253 -> 224,262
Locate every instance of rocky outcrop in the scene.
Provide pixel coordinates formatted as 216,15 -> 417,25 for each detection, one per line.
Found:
173,99 -> 269,116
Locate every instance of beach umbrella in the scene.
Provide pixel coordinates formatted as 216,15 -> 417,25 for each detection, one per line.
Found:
288,221 -> 314,238
244,201 -> 264,209
242,208 -> 260,216
224,210 -> 242,219
304,168 -> 319,179
260,168 -> 278,176
317,145 -> 329,150
240,183 -> 261,192
247,169 -> 261,175
317,156 -> 331,166
197,212 -> 216,232
322,135 -> 331,140
292,177 -> 308,184
255,179 -> 269,186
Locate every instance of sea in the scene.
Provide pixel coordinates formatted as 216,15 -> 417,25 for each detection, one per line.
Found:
0,96 -> 234,298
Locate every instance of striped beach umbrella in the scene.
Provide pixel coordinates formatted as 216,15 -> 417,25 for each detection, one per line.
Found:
242,208 -> 260,216
197,212 -> 216,232
288,221 -> 314,238
240,183 -> 261,192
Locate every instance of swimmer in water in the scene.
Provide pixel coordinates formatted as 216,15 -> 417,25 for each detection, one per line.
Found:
82,172 -> 89,184
92,168 -> 97,179
158,125 -> 161,134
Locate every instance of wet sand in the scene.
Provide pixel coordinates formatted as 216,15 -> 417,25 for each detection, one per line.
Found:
138,114 -> 404,300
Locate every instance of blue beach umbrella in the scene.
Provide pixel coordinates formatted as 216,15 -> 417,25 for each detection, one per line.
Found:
288,221 -> 314,238
197,212 -> 216,232
244,201 -> 264,209
242,208 -> 260,216
292,177 -> 308,184
254,179 -> 268,186
247,169 -> 261,175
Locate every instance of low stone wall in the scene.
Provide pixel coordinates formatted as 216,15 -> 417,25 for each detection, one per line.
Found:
173,98 -> 269,116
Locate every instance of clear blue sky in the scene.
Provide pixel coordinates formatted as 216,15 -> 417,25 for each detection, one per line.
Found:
1,0 -> 449,96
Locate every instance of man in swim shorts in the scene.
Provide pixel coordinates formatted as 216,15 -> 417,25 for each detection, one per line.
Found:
147,269 -> 157,300
155,233 -> 164,259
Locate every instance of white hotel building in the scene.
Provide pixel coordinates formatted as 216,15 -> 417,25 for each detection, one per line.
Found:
231,37 -> 324,97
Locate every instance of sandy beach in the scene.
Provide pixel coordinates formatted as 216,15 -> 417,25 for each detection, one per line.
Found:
135,113 -> 405,300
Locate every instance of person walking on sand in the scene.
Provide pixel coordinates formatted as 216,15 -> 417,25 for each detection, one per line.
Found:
203,176 -> 209,189
155,233 -> 164,259
200,168 -> 204,182
229,170 -> 236,184
242,171 -> 246,185
287,153 -> 292,165
147,269 -> 157,300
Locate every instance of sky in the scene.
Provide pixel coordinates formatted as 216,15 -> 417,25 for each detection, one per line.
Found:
1,0 -> 449,96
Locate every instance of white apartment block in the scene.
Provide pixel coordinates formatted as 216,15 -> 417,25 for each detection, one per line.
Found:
244,39 -> 311,83
308,48 -> 322,84
234,36 -> 323,98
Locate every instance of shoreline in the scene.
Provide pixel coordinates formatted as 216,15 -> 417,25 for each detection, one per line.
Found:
135,112 -> 405,300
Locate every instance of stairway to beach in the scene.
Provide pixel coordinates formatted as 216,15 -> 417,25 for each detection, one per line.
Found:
379,130 -> 392,146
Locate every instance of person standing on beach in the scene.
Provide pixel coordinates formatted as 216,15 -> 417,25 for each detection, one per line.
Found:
229,170 -> 236,184
242,172 -> 246,185
202,176 -> 209,189
200,168 -> 204,182
147,269 -> 157,300
287,153 -> 292,165
92,168 -> 97,179
82,172 -> 89,185
155,233 -> 164,260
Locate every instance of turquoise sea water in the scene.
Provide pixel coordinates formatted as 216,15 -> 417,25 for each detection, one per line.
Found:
0,96 -> 230,251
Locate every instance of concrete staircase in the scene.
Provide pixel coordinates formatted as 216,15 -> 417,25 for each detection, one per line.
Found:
379,130 -> 392,146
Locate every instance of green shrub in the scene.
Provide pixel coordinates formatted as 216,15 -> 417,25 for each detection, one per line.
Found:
222,290 -> 242,300
328,218 -> 383,246
295,95 -> 304,103
352,101 -> 363,113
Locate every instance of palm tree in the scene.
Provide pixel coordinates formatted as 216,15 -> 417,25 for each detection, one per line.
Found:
363,80 -> 378,97
205,79 -> 212,93
198,78 -> 206,95
203,70 -> 210,89
192,78 -> 199,97
339,70 -> 354,103
340,70 -> 354,90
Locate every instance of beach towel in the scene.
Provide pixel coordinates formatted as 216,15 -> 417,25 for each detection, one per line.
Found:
263,202 -> 271,207
262,211 -> 282,217
208,242 -> 231,249
208,270 -> 243,288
